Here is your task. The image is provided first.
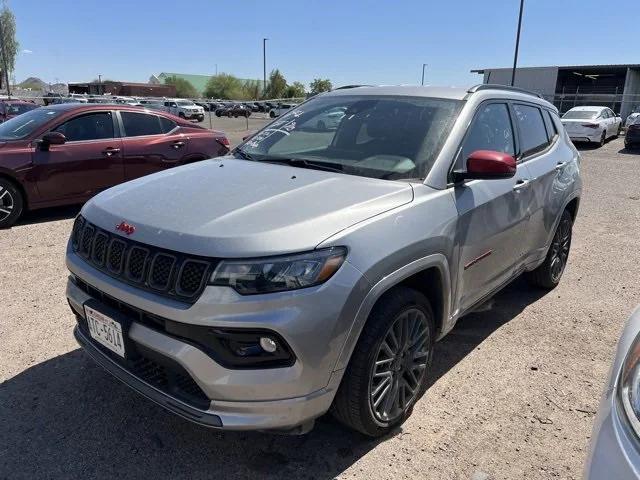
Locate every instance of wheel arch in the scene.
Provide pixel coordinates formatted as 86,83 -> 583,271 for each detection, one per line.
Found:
332,253 -> 452,372
0,171 -> 28,209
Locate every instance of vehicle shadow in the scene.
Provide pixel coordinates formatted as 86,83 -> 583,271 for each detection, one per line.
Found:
14,204 -> 80,227
0,277 -> 546,479
619,147 -> 640,155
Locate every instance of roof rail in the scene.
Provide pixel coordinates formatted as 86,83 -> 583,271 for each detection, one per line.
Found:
333,84 -> 371,90
467,84 -> 543,99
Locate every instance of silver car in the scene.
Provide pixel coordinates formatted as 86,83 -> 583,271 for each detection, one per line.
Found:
65,84 -> 582,436
584,306 -> 640,478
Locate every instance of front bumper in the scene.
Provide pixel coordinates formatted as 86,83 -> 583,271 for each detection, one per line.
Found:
66,248 -> 368,431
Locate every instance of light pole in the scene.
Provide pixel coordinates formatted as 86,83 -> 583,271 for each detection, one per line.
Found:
215,64 -> 218,75
421,63 -> 427,86
98,74 -> 102,95
510,0 -> 525,86
263,38 -> 268,97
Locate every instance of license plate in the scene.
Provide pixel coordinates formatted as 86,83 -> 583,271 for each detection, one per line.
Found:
85,305 -> 126,358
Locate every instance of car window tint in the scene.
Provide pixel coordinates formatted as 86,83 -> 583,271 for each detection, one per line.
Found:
159,116 -> 176,133
543,110 -> 557,138
513,104 -> 549,157
459,103 -> 515,169
121,112 -> 163,137
53,112 -> 114,142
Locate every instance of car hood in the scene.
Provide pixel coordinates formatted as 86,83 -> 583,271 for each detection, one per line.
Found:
82,158 -> 414,257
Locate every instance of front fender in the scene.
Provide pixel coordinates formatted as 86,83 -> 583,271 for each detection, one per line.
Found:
332,253 -> 452,372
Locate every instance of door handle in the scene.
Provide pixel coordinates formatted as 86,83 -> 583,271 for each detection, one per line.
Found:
172,141 -> 185,149
555,162 -> 567,171
102,148 -> 120,157
512,179 -> 531,191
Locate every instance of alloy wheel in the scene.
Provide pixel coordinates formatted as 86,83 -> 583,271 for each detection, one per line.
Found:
369,308 -> 430,423
549,216 -> 572,282
0,185 -> 14,222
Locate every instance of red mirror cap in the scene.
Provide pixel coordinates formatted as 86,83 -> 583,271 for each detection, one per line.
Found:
467,150 -> 516,176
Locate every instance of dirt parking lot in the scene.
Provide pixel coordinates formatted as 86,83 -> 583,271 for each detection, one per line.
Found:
1,137 -> 639,480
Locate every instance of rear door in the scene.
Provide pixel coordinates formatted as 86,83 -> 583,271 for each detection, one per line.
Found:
512,104 -> 565,262
453,101 -> 533,312
33,110 -> 124,201
118,111 -> 188,180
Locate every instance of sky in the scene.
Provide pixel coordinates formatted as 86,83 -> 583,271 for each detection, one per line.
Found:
10,0 -> 640,89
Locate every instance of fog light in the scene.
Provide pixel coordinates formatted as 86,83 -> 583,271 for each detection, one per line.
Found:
260,337 -> 277,353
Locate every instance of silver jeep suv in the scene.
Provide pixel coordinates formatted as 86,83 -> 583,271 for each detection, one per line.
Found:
66,85 -> 581,436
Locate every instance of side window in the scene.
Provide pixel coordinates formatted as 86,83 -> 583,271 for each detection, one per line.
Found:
159,116 -> 177,133
121,112 -> 163,137
458,103 -> 515,169
512,104 -> 549,157
543,110 -> 557,139
53,112 -> 114,142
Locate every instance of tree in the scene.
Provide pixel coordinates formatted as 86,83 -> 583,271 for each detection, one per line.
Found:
309,78 -> 332,96
265,69 -> 287,99
0,3 -> 19,95
204,73 -> 243,99
163,75 -> 198,98
285,81 -> 306,99
241,79 -> 262,100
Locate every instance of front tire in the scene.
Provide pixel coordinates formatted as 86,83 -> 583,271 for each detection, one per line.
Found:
332,287 -> 435,437
525,209 -> 573,289
0,178 -> 24,229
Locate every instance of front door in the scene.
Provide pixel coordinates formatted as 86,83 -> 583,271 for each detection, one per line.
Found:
32,111 -> 124,202
452,102 -> 532,313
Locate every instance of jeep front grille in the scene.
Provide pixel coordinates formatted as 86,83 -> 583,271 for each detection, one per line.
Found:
71,216 -> 216,303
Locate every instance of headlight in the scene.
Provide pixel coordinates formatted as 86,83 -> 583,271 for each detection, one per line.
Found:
619,333 -> 640,435
210,247 -> 347,295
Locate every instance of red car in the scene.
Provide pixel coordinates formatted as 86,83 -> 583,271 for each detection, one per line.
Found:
0,100 -> 38,122
0,103 -> 230,228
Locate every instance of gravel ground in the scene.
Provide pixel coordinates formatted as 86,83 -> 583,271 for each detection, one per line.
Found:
1,137 -> 639,480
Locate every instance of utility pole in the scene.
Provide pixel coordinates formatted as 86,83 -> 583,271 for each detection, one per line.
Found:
0,17 -> 10,97
421,63 -> 427,86
215,64 -> 218,76
263,38 -> 268,97
98,74 -> 102,95
510,0 -> 525,86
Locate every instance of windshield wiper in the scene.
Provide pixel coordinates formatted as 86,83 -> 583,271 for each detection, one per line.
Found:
233,147 -> 254,161
261,157 -> 344,173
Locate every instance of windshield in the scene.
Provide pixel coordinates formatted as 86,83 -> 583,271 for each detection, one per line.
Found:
239,95 -> 463,180
6,103 -> 37,115
0,108 -> 61,140
177,101 -> 195,106
562,110 -> 599,120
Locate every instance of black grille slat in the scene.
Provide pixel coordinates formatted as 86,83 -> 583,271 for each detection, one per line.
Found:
80,225 -> 95,257
107,239 -> 127,274
149,254 -> 175,290
177,261 -> 208,296
71,217 -> 213,303
92,232 -> 109,266
126,247 -> 149,283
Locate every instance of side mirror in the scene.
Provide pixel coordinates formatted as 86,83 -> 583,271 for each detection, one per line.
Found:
242,132 -> 255,141
452,150 -> 516,183
39,132 -> 66,151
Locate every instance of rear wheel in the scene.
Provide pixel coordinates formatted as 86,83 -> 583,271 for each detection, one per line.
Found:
599,130 -> 606,147
332,287 -> 435,437
525,209 -> 573,289
0,178 -> 24,229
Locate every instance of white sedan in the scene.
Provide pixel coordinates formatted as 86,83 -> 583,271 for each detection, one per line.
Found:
561,106 -> 622,147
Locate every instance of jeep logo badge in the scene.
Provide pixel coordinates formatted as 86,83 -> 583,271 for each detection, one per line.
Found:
115,221 -> 136,235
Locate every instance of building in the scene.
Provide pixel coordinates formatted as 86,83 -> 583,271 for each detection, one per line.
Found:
471,64 -> 640,118
150,72 -> 265,96
68,81 -> 176,97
